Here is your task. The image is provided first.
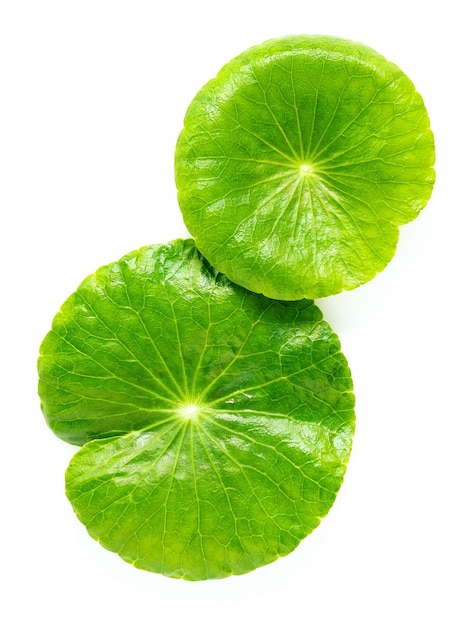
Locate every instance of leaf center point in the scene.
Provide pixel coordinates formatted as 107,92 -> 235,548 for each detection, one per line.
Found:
177,402 -> 204,421
298,162 -> 315,177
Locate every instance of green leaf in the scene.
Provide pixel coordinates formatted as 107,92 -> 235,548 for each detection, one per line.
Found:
175,35 -> 435,300
38,239 -> 355,580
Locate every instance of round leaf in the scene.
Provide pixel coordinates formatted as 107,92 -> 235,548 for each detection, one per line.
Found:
38,239 -> 355,580
175,35 -> 435,300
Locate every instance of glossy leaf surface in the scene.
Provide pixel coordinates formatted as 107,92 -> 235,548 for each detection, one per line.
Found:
175,35 -> 435,300
38,240 -> 355,579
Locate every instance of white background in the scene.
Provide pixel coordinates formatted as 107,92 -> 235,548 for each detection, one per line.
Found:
1,1 -> 468,624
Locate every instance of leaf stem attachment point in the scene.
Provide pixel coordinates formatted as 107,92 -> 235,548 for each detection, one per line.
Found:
298,162 -> 315,177
177,402 -> 204,422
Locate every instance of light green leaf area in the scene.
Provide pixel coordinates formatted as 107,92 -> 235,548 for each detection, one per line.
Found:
175,35 -> 435,300
38,239 -> 355,580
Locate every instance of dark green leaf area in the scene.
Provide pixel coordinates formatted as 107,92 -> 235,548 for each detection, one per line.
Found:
39,239 -> 354,579
175,35 -> 435,300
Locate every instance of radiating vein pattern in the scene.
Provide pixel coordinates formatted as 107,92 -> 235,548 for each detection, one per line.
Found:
175,35 -> 435,300
39,240 -> 355,580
